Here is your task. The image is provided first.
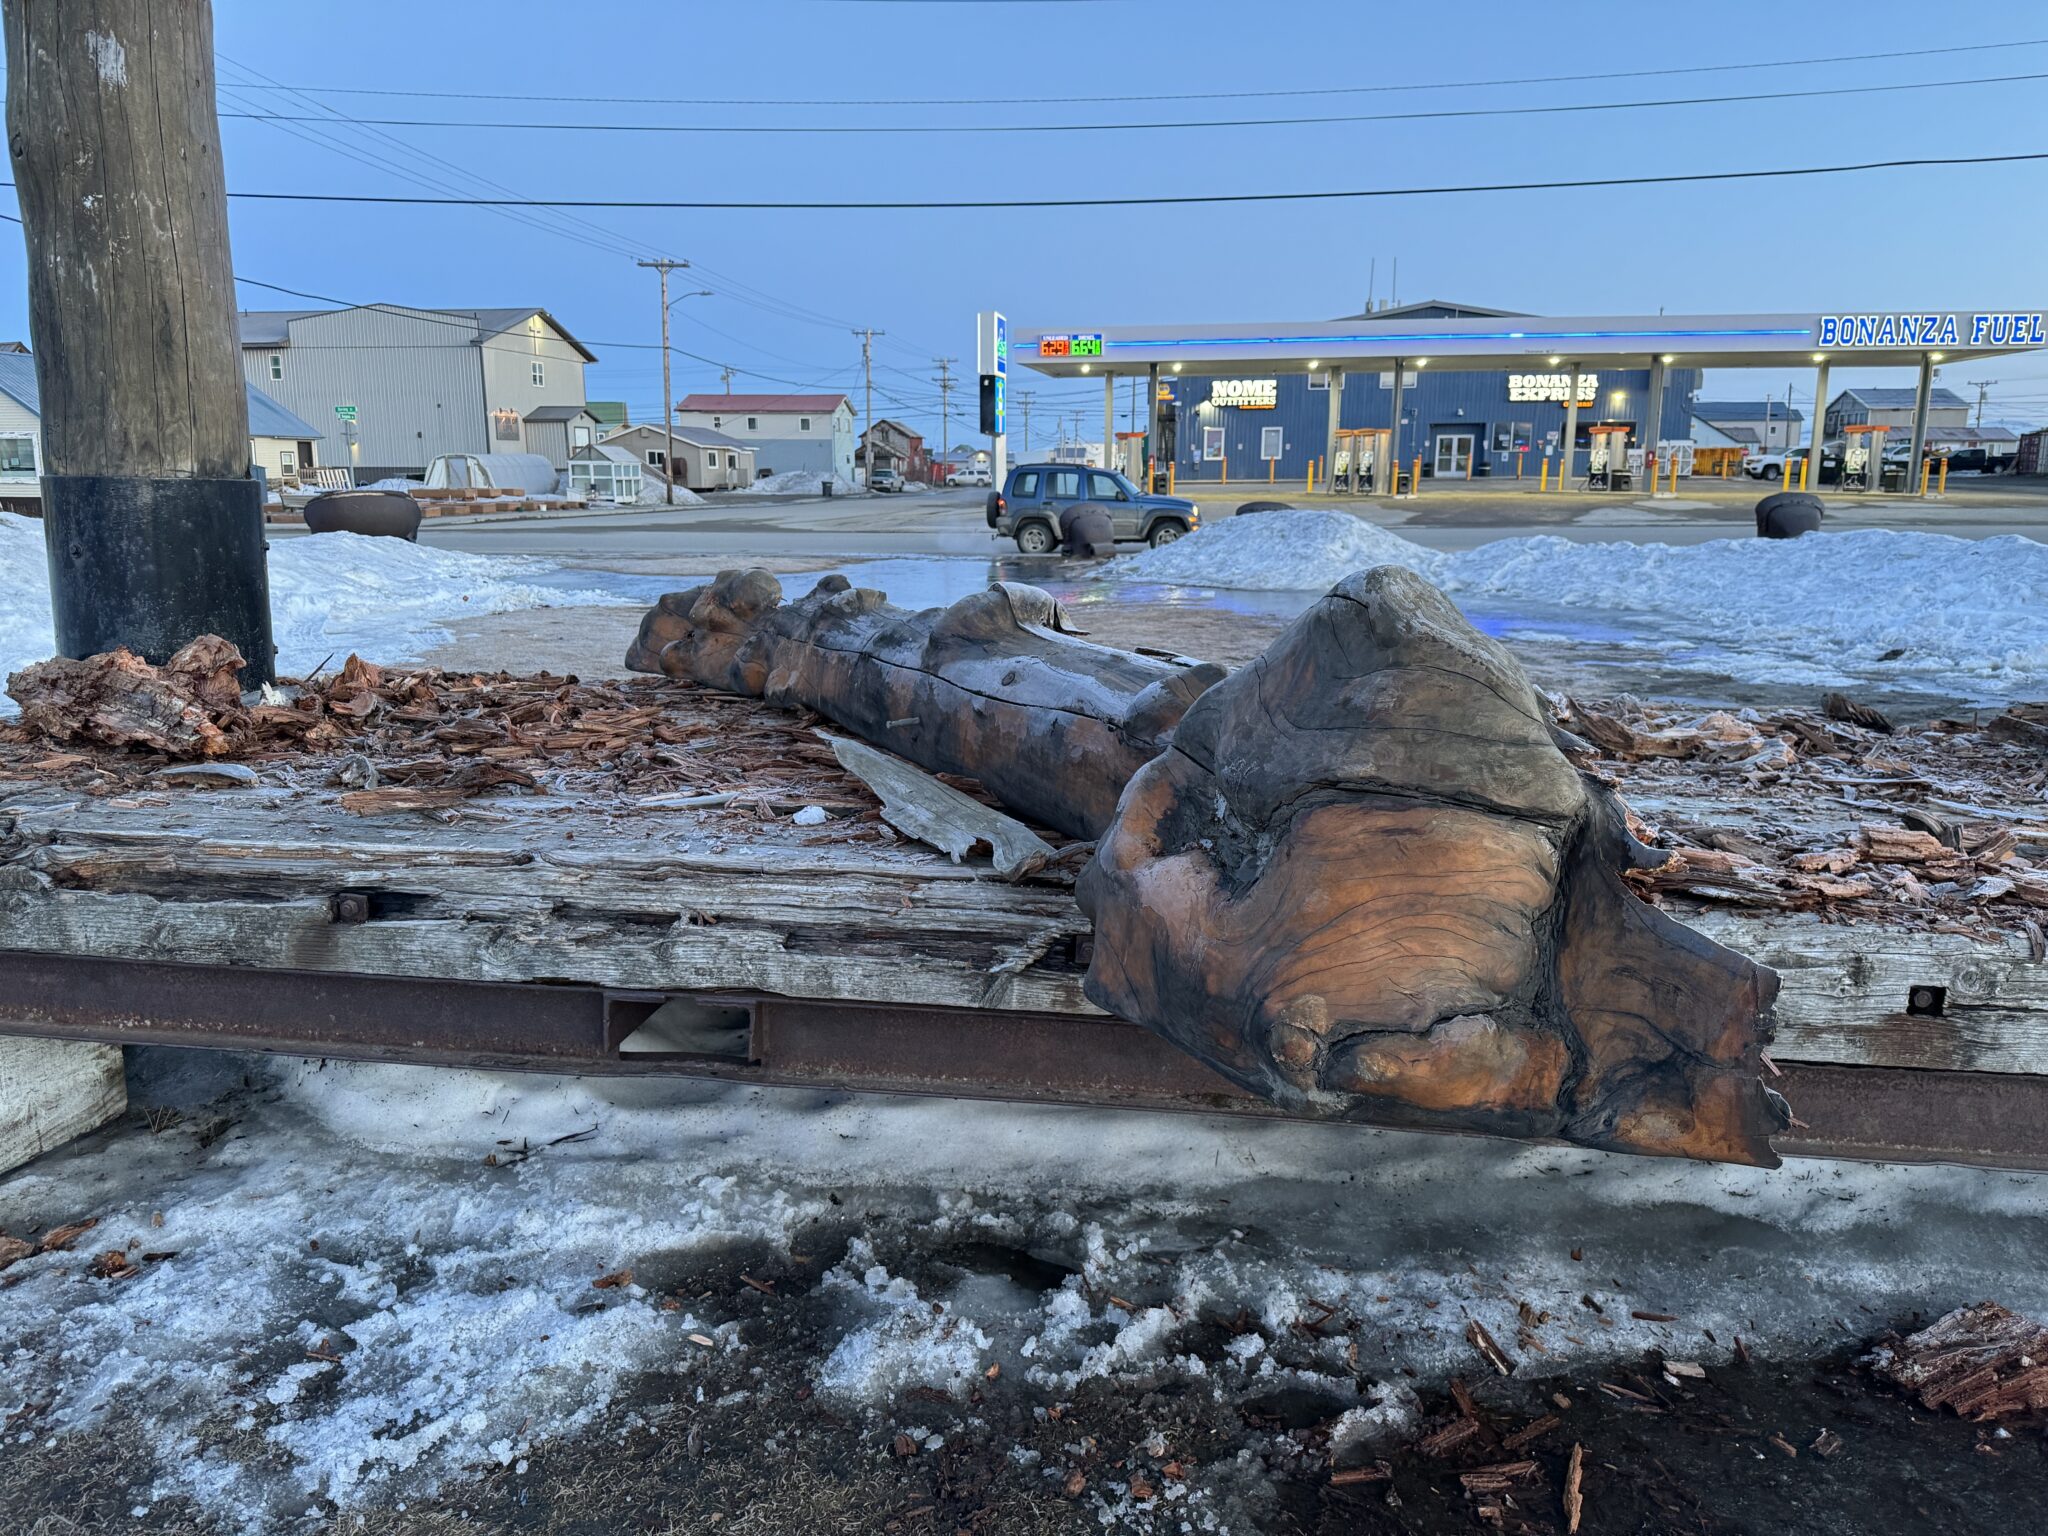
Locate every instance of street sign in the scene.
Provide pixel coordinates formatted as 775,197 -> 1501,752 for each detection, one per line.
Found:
333,404 -> 358,420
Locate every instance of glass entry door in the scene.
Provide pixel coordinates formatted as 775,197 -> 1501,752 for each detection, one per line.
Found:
1434,433 -> 1475,478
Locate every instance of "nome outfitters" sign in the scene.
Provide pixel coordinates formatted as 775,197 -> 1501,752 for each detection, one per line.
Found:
1815,312 -> 2047,349
1209,378 -> 1278,409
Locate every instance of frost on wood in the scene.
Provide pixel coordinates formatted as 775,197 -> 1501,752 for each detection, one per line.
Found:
628,565 -> 1787,1165
6,635 -> 247,756
1078,568 -> 1788,1166
626,568 -> 1224,839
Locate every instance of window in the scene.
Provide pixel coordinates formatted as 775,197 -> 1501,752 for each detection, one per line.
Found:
1012,470 -> 1041,498
267,353 -> 283,381
646,449 -> 667,469
1202,425 -> 1226,461
571,424 -> 592,449
727,453 -> 738,468
1047,470 -> 1083,501
1,434 -> 38,474
1260,426 -> 1284,461
531,360 -> 546,386
279,451 -> 297,477
1088,471 -> 1128,501
493,408 -> 521,441
1307,371 -> 1329,390
746,416 -> 758,431
799,417 -> 811,431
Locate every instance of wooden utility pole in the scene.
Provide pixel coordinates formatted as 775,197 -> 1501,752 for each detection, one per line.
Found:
4,0 -> 273,681
853,328 -> 883,490
933,357 -> 957,460
638,258 -> 688,506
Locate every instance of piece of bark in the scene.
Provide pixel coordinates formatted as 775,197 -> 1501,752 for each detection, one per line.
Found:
824,734 -> 1054,880
339,786 -> 470,817
1868,1302 -> 2048,1422
1077,568 -> 1788,1165
7,638 -> 246,758
630,569 -> 1224,839
1564,1442 -> 1584,1534
1824,692 -> 1893,734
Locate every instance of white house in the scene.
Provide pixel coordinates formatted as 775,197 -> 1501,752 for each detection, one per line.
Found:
602,423 -> 757,492
0,349 -> 323,511
238,304 -> 597,481
674,393 -> 854,486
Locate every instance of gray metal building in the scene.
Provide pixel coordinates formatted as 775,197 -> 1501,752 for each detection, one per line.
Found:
238,304 -> 596,481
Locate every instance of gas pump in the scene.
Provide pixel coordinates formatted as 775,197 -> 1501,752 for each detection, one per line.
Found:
1840,424 -> 1883,492
1587,425 -> 1632,491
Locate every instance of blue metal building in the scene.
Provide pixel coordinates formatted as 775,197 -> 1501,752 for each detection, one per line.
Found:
1162,304 -> 1700,483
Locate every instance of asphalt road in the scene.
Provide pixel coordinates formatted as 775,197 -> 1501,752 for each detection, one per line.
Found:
333,480 -> 2048,563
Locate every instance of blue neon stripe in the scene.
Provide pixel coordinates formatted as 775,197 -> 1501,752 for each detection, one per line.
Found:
1074,326 -> 1814,350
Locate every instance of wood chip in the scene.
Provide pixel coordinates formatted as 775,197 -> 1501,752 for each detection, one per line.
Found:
1501,1413 -> 1561,1451
1564,1442 -> 1584,1534
1329,1464 -> 1390,1486
591,1267 -> 634,1289
1459,1459 -> 1539,1493
1630,1310 -> 1679,1323
1466,1318 -> 1517,1375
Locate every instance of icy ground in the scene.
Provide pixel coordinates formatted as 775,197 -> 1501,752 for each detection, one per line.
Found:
0,515 -> 615,709
5,1050 -> 2048,1533
1103,511 -> 2048,698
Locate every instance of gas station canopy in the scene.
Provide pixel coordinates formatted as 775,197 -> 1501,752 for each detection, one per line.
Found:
1009,308 -> 2048,376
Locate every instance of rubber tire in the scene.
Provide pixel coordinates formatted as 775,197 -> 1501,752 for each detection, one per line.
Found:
1755,490 -> 1824,539
1235,500 -> 1293,516
1148,520 -> 1189,549
1764,464 -> 1783,481
1015,521 -> 1057,555
984,492 -> 1003,529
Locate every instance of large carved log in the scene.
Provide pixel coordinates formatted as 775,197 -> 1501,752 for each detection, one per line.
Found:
625,569 -> 1224,839
1076,567 -> 1787,1165
630,565 -> 1787,1165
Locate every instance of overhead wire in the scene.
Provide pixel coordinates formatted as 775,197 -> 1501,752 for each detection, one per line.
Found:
215,70 -> 2048,139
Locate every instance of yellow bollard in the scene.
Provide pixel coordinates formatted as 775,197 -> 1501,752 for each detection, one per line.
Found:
1221,455 -> 1228,485
1411,455 -> 1422,495
1669,455 -> 1679,495
1798,451 -> 1810,492
1539,458 -> 1549,493
1919,456 -> 1931,497
1168,462 -> 1175,496
1268,458 -> 1275,484
1307,460 -> 1314,494
1938,456 -> 1950,496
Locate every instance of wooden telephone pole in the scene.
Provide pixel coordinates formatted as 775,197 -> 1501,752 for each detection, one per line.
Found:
4,0 -> 273,681
638,258 -> 688,506
853,328 -> 883,490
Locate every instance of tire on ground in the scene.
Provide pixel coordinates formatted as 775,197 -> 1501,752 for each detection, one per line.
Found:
1235,500 -> 1294,516
1754,490 -> 1824,539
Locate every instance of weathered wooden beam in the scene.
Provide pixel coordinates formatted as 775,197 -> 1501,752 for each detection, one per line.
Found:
3,0 -> 273,678
0,1035 -> 125,1176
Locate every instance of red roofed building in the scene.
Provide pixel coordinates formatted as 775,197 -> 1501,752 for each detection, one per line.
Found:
676,392 -> 855,486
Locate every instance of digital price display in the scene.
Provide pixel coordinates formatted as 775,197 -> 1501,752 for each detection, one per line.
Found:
1038,334 -> 1104,359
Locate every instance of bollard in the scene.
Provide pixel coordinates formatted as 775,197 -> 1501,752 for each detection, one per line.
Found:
1221,456 -> 1228,485
1669,455 -> 1679,495
1798,452 -> 1810,492
1938,456 -> 1950,496
1516,450 -> 1525,479
1539,458 -> 1550,493
1306,460 -> 1315,494
1268,458 -> 1275,484
1919,457 -> 1931,497
1411,456 -> 1422,496
1168,463 -> 1175,496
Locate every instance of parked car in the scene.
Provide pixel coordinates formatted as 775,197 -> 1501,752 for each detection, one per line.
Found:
987,464 -> 1197,554
868,467 -> 904,493
1744,446 -> 1840,484
955,467 -> 993,487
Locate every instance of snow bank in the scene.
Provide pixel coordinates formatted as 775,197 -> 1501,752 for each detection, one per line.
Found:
637,482 -> 706,507
1100,510 -> 2048,693
0,516 -> 614,706
1440,528 -> 2048,690
1101,509 -> 1444,590
739,469 -> 859,497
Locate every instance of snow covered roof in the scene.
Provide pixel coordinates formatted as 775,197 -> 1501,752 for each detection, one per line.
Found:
0,350 -> 318,439
606,422 -> 750,451
677,393 -> 850,415
1693,400 -> 1804,423
523,404 -> 598,423
1833,387 -> 1970,410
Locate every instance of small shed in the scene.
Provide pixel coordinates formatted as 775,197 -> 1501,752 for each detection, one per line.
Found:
567,442 -> 645,505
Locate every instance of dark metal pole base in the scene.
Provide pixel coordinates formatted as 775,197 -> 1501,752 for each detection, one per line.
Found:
40,474 -> 276,686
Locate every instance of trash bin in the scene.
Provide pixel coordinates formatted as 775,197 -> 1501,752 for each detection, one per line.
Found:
1880,464 -> 1906,493
821,479 -> 835,499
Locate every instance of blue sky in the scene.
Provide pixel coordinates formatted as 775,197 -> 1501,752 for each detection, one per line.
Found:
5,0 -> 2048,439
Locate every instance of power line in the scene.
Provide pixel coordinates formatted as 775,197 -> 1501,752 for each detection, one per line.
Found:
19,150 -> 2035,211
193,36 -> 2048,109
214,70 -> 2048,139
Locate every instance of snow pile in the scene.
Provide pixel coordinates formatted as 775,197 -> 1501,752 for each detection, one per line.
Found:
1100,509 -> 1445,590
739,469 -> 857,497
1440,528 -> 2048,689
359,476 -> 424,492
637,481 -> 706,507
0,517 -> 615,705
